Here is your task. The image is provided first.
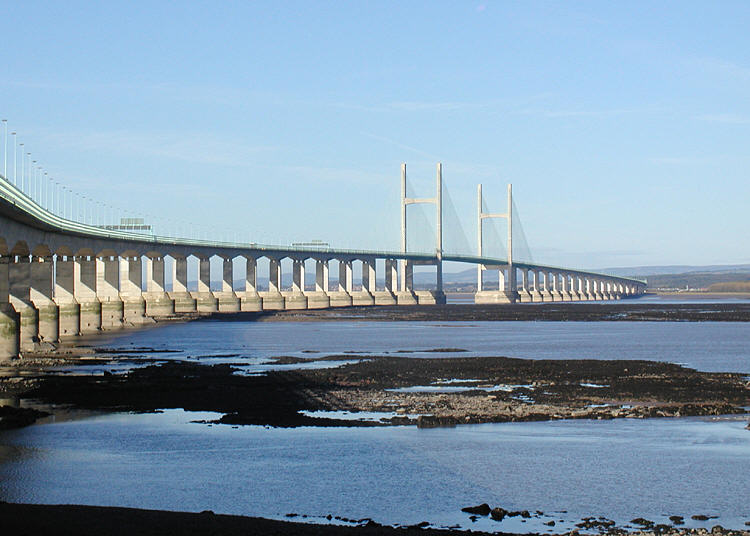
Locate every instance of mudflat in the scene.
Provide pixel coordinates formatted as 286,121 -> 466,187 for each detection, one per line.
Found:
4,351 -> 747,429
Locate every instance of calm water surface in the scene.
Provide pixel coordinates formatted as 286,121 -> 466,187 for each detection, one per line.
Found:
1,317 -> 749,531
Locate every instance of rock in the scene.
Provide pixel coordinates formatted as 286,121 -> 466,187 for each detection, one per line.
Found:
711,525 -> 725,534
670,515 -> 685,525
631,517 -> 655,527
461,503 -> 491,516
544,520 -> 556,527
490,507 -> 508,521
692,515 -> 710,521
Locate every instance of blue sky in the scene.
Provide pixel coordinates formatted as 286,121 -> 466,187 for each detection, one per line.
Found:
1,1 -> 749,268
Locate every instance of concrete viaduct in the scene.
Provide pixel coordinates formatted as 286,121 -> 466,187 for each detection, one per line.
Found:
0,164 -> 646,359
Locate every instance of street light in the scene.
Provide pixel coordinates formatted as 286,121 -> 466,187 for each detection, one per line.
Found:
19,143 -> 24,192
2,119 -> 7,178
10,132 -> 16,185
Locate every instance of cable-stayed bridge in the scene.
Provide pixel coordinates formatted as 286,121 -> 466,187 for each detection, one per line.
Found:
0,131 -> 645,359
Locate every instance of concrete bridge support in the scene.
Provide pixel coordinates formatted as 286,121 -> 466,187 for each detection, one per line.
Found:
9,256 -> 39,351
262,258 -> 285,310
240,256 -> 262,311
374,259 -> 397,305
329,260 -> 352,307
0,256 -> 19,358
144,256 -> 174,317
284,259 -> 308,310
120,257 -> 147,325
97,256 -> 124,329
170,256 -> 197,313
518,269 -> 533,302
55,257 -> 80,336
352,260 -> 375,306
396,260 -> 418,305
31,256 -> 59,343
75,257 -> 102,333
216,257 -> 240,312
306,259 -> 330,309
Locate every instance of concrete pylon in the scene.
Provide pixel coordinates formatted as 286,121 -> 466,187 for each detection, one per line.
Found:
96,256 -> 124,329
215,256 -> 240,312
30,256 -> 59,343
120,256 -> 148,325
261,257 -> 285,310
0,256 -> 20,359
374,259 -> 398,305
239,256 -> 262,311
169,255 -> 197,313
352,260 -> 375,306
192,256 -> 218,312
306,259 -> 331,309
74,256 -> 102,334
144,256 -> 175,317
328,259 -> 352,307
283,259 -> 308,310
475,183 -> 518,304
9,256 -> 38,352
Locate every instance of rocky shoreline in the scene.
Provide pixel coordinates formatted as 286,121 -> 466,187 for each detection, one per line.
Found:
1,350 -> 747,430
1,502 -> 748,536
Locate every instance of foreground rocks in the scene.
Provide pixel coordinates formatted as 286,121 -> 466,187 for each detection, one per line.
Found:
1,502 -> 748,536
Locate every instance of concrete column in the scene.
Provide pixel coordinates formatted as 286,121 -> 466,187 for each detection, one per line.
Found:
169,256 -> 197,313
0,256 -> 19,359
120,256 -> 147,325
9,256 -> 38,351
216,257 -> 240,312
97,256 -> 124,329
315,260 -> 328,292
533,270 -> 544,302
385,260 -> 398,292
376,259 -> 398,305
55,257 -> 80,336
560,273 -> 572,301
519,268 -> 533,302
307,259 -> 330,309
353,259 -> 375,306
30,256 -> 59,343
261,258 -> 284,310
144,256 -> 175,317
75,256 -> 101,333
498,268 -> 506,292
329,259 -> 353,308
240,256 -> 262,312
268,258 -> 281,293
193,256 -> 218,312
397,260 -> 417,305
284,259 -> 308,310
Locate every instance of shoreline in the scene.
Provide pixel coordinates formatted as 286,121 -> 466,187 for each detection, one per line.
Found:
1,502 -> 748,536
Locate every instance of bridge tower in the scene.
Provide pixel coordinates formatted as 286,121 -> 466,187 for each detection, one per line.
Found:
475,183 -> 519,303
399,163 -> 446,305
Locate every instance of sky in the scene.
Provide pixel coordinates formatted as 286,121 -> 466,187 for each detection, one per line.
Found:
1,1 -> 750,269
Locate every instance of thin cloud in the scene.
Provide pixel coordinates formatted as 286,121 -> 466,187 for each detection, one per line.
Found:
695,113 -> 750,125
29,127 -> 277,168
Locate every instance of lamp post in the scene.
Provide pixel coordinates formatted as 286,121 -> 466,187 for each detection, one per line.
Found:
19,144 -> 24,192
2,119 -> 7,178
10,132 -> 16,185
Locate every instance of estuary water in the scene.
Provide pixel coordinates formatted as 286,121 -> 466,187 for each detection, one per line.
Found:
1,317 -> 749,531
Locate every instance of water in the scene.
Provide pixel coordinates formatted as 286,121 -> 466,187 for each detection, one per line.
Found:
0,410 -> 748,531
89,319 -> 750,372
1,318 -> 749,530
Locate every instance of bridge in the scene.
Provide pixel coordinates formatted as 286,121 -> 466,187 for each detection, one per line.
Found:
0,137 -> 645,359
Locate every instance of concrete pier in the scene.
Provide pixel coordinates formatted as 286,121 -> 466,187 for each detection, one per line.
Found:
240,256 -> 262,311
